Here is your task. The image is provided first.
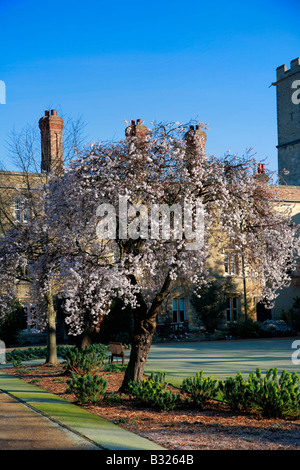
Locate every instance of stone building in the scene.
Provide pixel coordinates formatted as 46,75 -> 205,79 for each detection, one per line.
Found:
0,110 -> 64,336
2,56 -> 300,339
275,57 -> 300,185
159,57 -> 300,332
269,57 -> 300,327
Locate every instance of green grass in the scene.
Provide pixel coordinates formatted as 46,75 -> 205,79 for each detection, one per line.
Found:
144,338 -> 299,387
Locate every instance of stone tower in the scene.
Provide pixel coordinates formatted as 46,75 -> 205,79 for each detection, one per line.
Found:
275,57 -> 300,185
39,109 -> 64,174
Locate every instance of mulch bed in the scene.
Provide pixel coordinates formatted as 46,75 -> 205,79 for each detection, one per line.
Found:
2,363 -> 300,450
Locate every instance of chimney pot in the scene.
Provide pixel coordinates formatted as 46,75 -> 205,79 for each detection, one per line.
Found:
45,110 -> 50,116
51,109 -> 57,116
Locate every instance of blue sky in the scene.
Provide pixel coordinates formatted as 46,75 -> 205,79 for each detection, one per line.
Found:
0,0 -> 299,173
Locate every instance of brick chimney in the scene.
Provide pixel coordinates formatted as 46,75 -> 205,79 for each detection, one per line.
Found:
256,163 -> 269,183
125,119 -> 148,139
184,124 -> 207,156
39,109 -> 64,174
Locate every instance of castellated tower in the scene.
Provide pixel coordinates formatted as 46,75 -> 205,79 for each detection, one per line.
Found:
275,58 -> 300,185
39,110 -> 64,174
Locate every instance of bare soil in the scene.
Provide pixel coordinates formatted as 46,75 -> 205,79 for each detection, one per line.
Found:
2,363 -> 300,451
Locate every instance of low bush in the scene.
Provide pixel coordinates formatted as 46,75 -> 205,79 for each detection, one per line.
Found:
221,368 -> 300,419
227,319 -> 262,339
260,320 -> 296,338
220,372 -> 256,412
105,363 -> 127,373
248,368 -> 300,419
5,345 -> 74,363
180,371 -> 220,409
64,344 -> 107,375
12,358 -> 23,368
6,346 -> 46,363
227,319 -> 296,339
66,372 -> 108,404
128,372 -> 181,411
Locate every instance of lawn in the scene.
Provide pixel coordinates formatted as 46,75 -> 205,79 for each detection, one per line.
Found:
1,337 -> 300,450
145,337 -> 300,387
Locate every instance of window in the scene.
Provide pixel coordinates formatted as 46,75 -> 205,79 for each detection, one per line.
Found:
226,296 -> 240,322
14,198 -> 22,222
14,198 -> 29,223
172,298 -> 186,322
23,205 -> 29,223
224,253 -> 238,275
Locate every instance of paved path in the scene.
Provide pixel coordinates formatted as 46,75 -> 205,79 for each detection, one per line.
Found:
0,391 -> 100,450
0,372 -> 163,451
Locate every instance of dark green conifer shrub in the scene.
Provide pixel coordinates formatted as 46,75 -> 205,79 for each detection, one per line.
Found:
220,371 -> 256,412
180,371 -> 220,409
248,368 -> 300,419
128,372 -> 181,411
66,372 -> 108,404
64,344 -> 106,375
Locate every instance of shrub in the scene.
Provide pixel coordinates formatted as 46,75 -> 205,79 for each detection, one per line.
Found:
180,371 -> 220,409
64,344 -> 106,375
226,319 -> 296,339
66,372 -> 108,404
57,345 -> 76,359
220,371 -> 256,412
149,371 -> 167,384
5,344 -> 107,365
248,368 -> 300,419
128,372 -> 181,412
103,393 -> 125,405
221,368 -> 300,419
260,320 -> 296,338
227,319 -> 262,339
105,363 -> 127,373
12,358 -> 23,368
6,347 -> 46,363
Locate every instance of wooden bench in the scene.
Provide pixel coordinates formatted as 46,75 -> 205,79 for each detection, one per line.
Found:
109,342 -> 129,366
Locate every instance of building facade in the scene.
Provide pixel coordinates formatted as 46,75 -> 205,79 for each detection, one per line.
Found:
2,59 -> 300,339
275,57 -> 300,185
0,110 -> 64,335
270,57 -> 300,327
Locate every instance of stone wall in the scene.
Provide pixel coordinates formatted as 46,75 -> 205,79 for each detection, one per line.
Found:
276,58 -> 300,185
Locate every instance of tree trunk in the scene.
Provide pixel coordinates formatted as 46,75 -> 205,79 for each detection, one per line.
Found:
120,303 -> 156,390
81,314 -> 104,349
120,307 -> 156,391
45,287 -> 59,365
120,272 -> 172,391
